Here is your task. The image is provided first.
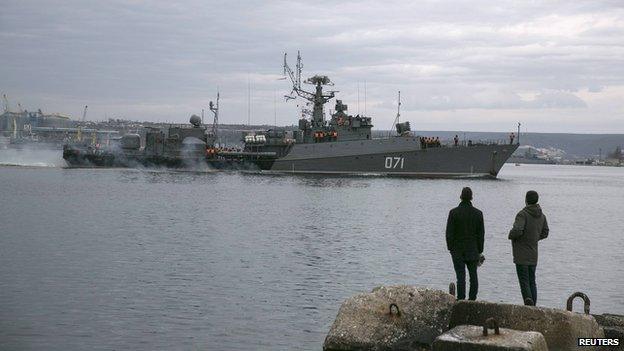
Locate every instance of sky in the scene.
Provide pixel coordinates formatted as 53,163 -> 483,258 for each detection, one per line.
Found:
1,0 -> 623,133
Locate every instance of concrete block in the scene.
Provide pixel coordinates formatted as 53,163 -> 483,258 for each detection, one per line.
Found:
433,322 -> 548,351
323,285 -> 455,351
449,300 -> 604,350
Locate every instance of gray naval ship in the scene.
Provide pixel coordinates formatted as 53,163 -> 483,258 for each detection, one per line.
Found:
220,53 -> 519,178
63,97 -> 226,168
64,53 -> 518,177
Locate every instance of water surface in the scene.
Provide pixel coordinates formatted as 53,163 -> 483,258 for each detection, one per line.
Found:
1,163 -> 622,350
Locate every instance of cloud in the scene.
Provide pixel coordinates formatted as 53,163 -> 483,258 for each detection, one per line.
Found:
0,0 -> 623,132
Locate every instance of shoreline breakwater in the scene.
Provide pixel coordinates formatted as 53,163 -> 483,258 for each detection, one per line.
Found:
323,285 -> 623,350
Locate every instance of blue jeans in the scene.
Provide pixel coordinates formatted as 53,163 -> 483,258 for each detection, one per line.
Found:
451,254 -> 478,300
515,264 -> 537,305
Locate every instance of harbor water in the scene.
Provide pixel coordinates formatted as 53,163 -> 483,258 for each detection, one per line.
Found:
1,161 -> 623,350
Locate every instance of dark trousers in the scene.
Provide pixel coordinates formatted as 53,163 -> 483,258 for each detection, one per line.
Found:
451,255 -> 478,300
515,264 -> 537,305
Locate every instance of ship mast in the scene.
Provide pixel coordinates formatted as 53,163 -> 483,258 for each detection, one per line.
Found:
389,91 -> 401,137
283,51 -> 336,128
209,92 -> 219,141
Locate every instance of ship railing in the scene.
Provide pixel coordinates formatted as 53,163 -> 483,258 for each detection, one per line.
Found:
442,139 -> 512,147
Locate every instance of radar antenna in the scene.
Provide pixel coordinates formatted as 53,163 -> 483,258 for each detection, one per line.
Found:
283,51 -> 336,127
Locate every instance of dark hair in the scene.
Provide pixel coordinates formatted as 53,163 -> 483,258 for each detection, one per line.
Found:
460,187 -> 473,201
526,190 -> 539,205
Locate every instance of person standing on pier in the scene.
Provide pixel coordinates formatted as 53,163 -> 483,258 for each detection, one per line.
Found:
508,190 -> 549,306
446,187 -> 485,300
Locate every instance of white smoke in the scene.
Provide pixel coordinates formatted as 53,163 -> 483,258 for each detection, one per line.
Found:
0,148 -> 66,167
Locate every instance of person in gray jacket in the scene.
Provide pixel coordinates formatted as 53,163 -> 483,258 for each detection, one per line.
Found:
509,190 -> 549,306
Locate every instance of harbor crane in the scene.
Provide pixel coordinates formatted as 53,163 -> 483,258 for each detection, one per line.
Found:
2,94 -> 10,113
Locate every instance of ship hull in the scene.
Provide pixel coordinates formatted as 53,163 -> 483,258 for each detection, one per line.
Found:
63,138 -> 519,178
265,138 -> 518,178
62,146 -> 254,170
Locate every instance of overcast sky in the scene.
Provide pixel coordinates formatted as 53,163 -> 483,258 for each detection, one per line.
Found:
2,0 -> 623,133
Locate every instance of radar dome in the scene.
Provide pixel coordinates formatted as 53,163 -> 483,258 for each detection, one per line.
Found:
189,114 -> 202,127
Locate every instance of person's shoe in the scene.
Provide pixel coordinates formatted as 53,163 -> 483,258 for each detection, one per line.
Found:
524,297 -> 535,306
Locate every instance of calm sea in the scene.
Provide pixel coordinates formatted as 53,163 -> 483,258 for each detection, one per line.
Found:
1,157 -> 623,350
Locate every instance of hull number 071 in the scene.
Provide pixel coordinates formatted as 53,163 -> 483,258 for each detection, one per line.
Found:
384,156 -> 405,169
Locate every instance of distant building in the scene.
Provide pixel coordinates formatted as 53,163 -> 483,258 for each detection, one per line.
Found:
0,109 -> 75,137
510,145 -> 564,164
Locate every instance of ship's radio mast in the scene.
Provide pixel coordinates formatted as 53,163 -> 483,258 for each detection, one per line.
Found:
209,92 -> 220,141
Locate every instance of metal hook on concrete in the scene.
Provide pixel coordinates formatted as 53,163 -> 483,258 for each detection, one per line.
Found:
449,282 -> 456,297
389,303 -> 400,316
482,317 -> 500,336
566,292 -> 590,314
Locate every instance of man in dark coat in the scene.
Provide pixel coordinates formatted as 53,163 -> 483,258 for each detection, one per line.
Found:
509,190 -> 549,305
446,187 -> 485,300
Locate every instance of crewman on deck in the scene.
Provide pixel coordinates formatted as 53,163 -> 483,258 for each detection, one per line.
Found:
508,190 -> 549,306
446,187 -> 485,300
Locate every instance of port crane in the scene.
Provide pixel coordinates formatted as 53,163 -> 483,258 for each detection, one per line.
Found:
2,94 -> 10,113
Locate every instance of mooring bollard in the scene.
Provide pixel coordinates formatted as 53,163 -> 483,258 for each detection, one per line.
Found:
566,291 -> 590,314
482,317 -> 500,336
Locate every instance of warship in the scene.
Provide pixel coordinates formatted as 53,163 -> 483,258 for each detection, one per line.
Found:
63,53 -> 519,177
216,52 -> 519,178
62,95 -> 233,168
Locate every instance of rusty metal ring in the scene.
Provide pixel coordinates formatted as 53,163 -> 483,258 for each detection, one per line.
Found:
389,303 -> 400,316
482,317 -> 500,336
449,282 -> 456,297
566,292 -> 590,314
